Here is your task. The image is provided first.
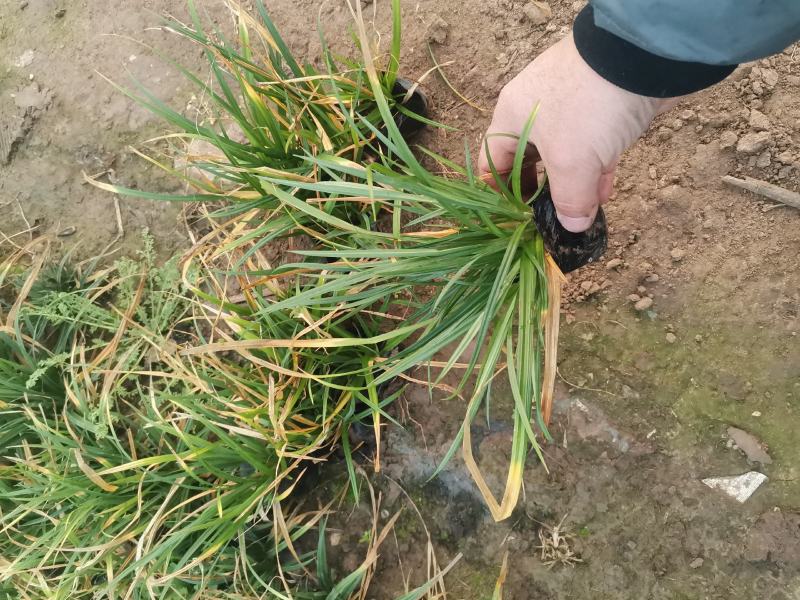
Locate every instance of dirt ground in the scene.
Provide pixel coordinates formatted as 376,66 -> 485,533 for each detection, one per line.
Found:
2,1 -> 799,598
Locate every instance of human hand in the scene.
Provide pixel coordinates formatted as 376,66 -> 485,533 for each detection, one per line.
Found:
478,34 -> 680,232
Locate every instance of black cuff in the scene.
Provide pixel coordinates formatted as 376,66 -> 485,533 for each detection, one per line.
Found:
573,5 -> 737,97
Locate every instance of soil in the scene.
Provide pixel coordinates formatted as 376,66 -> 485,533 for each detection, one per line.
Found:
2,1 -> 799,599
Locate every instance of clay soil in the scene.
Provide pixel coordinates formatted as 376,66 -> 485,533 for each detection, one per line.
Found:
1,1 -> 799,598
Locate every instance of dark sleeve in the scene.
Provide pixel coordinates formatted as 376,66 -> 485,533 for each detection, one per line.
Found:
574,1 -> 800,98
573,5 -> 737,98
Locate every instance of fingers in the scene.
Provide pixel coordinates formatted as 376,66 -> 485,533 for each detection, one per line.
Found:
545,158 -> 603,233
477,131 -> 518,176
597,159 -> 619,205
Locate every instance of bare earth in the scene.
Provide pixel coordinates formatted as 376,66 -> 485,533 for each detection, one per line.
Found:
1,1 -> 799,598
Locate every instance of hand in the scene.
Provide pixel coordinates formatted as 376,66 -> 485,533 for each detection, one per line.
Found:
478,33 -> 680,232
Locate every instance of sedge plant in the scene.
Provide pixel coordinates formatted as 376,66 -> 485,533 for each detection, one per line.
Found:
183,0 -> 564,522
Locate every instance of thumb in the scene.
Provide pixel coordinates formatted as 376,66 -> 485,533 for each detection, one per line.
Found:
545,159 -> 603,233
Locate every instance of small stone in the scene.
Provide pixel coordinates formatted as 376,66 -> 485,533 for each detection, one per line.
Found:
669,118 -> 684,131
736,131 -> 771,155
648,166 -> 657,180
627,294 -> 641,303
330,532 -> 342,546
637,285 -> 647,294
19,0 -> 28,8
748,109 -> 771,132
695,334 -> 703,343
718,130 -> 738,150
656,127 -> 673,142
670,248 -> 686,262
426,14 -> 450,44
775,150 -> 794,165
761,68 -> 779,88
522,1 -> 552,25
689,557 -> 704,569
13,49 -> 35,69
606,258 -> 623,270
755,150 -> 771,168
665,333 -> 677,344
679,109 -> 696,121
580,280 -> 593,291
55,7 -> 66,17
752,411 -> 762,417
634,297 -> 653,311
645,273 -> 659,283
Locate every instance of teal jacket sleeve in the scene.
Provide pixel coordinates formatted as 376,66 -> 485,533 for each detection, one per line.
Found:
572,2 -> 800,97
591,0 -> 800,65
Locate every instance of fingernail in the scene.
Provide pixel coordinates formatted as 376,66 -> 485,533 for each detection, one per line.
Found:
557,214 -> 594,233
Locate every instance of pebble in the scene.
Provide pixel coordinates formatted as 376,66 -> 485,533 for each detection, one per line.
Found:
648,166 -> 657,179
426,14 -> 450,44
637,285 -> 647,294
522,1 -> 552,25
689,557 -> 704,569
606,258 -> 623,270
20,0 -> 28,9
645,273 -> 659,283
55,7 -> 66,17
679,109 -> 696,121
668,118 -> 684,131
670,248 -> 686,262
656,127 -> 673,142
752,411 -> 762,417
761,68 -> 779,88
755,150 -> 771,168
718,130 -> 738,150
634,297 -> 653,311
665,332 -> 677,344
749,109 -> 771,132
628,294 -> 641,303
736,131 -> 771,155
580,280 -> 593,291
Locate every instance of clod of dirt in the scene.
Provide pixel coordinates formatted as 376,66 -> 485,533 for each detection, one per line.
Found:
605,258 -> 622,270
634,297 -> 653,311
670,248 -> 686,262
744,511 -> 800,569
759,68 -> 779,88
689,557 -> 704,569
748,109 -> 771,132
13,49 -> 34,68
736,131 -> 772,155
656,127 -> 672,142
522,0 -> 552,25
727,426 -> 772,464
426,14 -> 449,44
14,82 -> 52,113
755,150 -> 771,168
